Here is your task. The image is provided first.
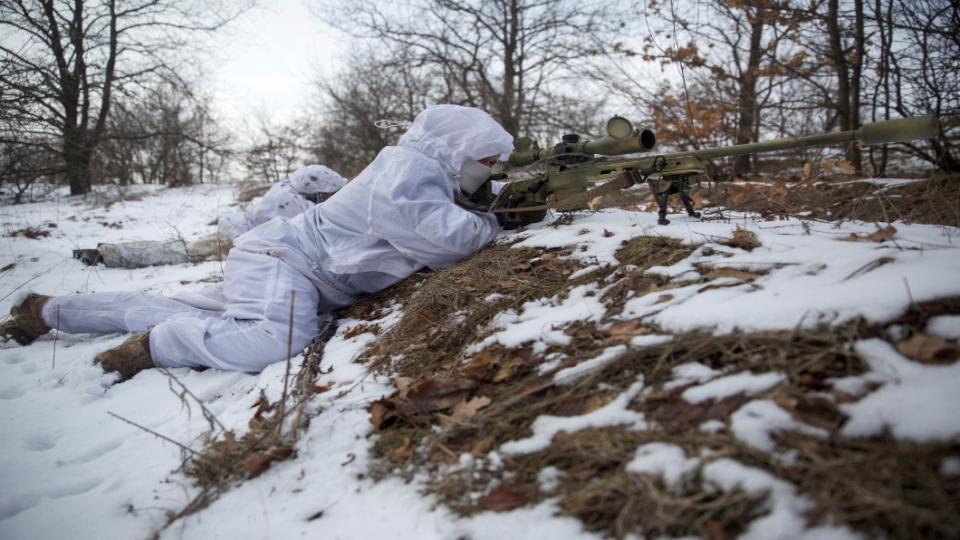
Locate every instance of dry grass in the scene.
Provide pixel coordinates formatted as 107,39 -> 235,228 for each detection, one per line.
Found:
360,243 -> 591,378
785,434 -> 960,539
349,231 -> 960,538
235,182 -> 273,203
702,173 -> 960,227
162,320 -> 340,530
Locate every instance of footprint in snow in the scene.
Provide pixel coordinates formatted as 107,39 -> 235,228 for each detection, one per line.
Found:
2,352 -> 25,364
22,430 -> 62,451
0,385 -> 26,400
57,439 -> 123,466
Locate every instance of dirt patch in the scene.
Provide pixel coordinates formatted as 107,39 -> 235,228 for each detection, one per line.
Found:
235,182 -> 273,203
7,226 -> 52,239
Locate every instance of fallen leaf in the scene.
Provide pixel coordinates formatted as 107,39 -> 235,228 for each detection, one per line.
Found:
243,452 -> 273,476
312,383 -> 333,394
479,485 -> 528,512
837,233 -> 862,242
801,161 -> 812,181
655,294 -> 674,304
706,267 -> 762,282
691,190 -> 704,208
768,181 -> 789,203
835,160 -> 856,175
602,228 -> 615,238
774,388 -> 845,431
461,349 -> 526,382
394,376 -> 413,396
822,157 -> 837,174
450,396 -> 492,422
369,399 -> 396,431
897,334 -> 960,364
461,349 -> 501,381
867,224 -> 897,243
607,319 -> 645,340
405,376 -> 478,413
389,437 -> 413,462
471,436 -> 496,455
242,446 -> 293,477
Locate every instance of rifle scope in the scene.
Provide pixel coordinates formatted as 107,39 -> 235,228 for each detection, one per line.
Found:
508,116 -> 656,167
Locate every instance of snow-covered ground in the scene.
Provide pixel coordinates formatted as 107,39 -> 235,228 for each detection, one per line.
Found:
1,183 -> 958,539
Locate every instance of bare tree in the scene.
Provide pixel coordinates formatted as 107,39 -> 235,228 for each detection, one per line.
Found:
94,81 -> 231,186
0,0 -> 247,195
599,1 -> 809,175
886,0 -> 959,171
318,0 -> 619,139
303,49 -> 433,177
242,115 -> 306,183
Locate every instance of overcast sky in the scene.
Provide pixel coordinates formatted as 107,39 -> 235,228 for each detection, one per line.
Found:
206,0 -> 344,132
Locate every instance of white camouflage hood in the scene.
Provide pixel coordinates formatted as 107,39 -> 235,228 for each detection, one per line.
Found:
397,105 -> 513,177
287,165 -> 347,195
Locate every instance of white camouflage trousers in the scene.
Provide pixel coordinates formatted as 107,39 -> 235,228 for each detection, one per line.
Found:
42,251 -> 323,372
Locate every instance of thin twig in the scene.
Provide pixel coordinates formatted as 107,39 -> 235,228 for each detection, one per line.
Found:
158,368 -> 228,433
52,304 -> 60,370
107,411 -> 197,456
278,290 -> 296,433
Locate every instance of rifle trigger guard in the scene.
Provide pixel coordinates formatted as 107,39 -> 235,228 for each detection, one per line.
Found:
638,155 -> 667,179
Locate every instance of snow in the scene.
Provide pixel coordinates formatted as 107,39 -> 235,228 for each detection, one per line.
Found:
682,372 -> 784,403
2,183 -> 958,538
926,315 -> 960,339
840,339 -> 960,442
499,380 -> 646,455
703,458 -> 861,540
555,212 -> 960,334
470,283 -> 606,354
552,345 -> 626,384
730,400 -> 827,452
664,361 -> 722,390
625,442 -> 699,485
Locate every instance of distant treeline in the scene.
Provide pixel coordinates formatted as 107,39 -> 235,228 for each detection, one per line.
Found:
1,0 -> 956,201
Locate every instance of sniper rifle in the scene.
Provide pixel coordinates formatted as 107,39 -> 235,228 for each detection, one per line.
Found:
461,115 -> 941,227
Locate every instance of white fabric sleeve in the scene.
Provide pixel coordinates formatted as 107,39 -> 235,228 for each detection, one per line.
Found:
218,211 -> 255,240
386,176 -> 501,270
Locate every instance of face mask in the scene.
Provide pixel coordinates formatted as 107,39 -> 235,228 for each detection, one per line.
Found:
458,160 -> 493,195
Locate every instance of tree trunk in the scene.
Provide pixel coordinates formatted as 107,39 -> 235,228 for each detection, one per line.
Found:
826,0 -> 863,173
733,7 -> 765,176
499,0 -> 521,137
64,133 -> 93,195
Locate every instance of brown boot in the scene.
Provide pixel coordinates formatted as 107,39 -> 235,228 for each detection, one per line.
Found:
0,294 -> 52,345
95,332 -> 155,381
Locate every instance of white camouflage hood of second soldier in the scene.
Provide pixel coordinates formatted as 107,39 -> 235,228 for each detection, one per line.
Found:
398,105 -> 513,182
287,165 -> 347,195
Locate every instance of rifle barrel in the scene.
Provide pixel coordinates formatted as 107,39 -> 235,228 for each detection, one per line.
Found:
688,115 -> 939,160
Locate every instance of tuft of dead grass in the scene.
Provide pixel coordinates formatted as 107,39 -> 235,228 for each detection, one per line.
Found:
785,434 -> 960,539
701,173 -> 960,227
361,244 -> 588,378
162,319 -> 340,531
235,182 -> 273,203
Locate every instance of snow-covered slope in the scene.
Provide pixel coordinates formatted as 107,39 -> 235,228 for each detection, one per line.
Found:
1,183 -> 958,539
